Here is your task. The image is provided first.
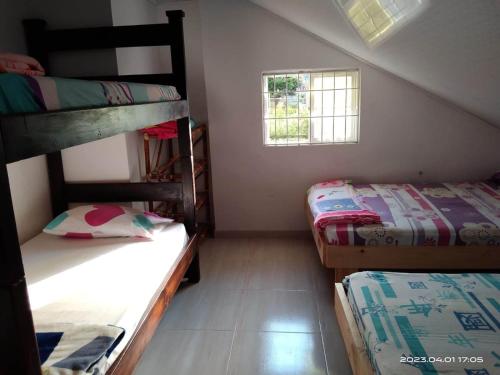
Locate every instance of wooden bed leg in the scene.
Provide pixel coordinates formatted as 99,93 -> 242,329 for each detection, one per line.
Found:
185,252 -> 200,283
334,268 -> 358,283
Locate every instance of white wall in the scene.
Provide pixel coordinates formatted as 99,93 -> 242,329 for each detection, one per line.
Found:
157,0 -> 208,124
251,0 -> 500,128
112,0 -> 165,77
199,0 -> 500,232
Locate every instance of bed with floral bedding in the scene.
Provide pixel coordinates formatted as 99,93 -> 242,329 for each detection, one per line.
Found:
321,181 -> 500,247
306,180 -> 500,280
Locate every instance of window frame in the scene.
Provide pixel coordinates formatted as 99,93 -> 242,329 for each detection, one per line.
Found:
261,68 -> 361,147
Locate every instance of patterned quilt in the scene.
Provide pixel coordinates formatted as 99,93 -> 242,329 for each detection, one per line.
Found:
0,72 -> 182,114
345,271 -> 500,375
320,182 -> 500,246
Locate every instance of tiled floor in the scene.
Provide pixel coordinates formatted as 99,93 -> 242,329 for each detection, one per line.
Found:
134,237 -> 352,375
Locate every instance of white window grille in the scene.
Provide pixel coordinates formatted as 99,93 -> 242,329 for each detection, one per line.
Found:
262,70 -> 360,146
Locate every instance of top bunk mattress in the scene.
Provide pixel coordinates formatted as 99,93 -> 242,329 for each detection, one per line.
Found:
345,271 -> 500,375
0,72 -> 184,115
21,222 -> 189,368
314,182 -> 500,247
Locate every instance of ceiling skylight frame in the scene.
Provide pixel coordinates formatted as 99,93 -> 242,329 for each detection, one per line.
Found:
335,0 -> 430,47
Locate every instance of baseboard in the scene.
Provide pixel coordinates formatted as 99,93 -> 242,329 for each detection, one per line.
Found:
215,230 -> 312,239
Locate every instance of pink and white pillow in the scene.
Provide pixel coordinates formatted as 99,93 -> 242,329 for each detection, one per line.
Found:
43,205 -> 173,239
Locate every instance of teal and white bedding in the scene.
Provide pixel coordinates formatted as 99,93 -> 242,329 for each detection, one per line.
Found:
0,73 -> 182,115
345,271 -> 500,374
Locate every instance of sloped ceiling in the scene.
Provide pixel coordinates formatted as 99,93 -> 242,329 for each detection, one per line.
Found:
250,0 -> 500,128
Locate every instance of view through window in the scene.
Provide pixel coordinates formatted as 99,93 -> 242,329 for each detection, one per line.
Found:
262,70 -> 360,146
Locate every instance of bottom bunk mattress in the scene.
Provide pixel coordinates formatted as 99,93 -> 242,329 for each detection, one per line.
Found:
315,182 -> 500,246
21,222 -> 189,369
345,271 -> 500,374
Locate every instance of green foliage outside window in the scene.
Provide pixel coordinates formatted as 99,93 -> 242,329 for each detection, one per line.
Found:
268,76 -> 299,98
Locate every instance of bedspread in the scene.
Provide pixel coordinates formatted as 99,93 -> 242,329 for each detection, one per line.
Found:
0,73 -> 181,114
319,182 -> 500,246
345,271 -> 500,375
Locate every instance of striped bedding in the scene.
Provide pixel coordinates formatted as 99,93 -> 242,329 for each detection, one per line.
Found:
0,72 -> 182,115
318,182 -> 500,246
345,271 -> 500,375
36,323 -> 124,375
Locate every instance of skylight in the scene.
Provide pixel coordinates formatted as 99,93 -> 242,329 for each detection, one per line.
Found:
336,0 -> 429,46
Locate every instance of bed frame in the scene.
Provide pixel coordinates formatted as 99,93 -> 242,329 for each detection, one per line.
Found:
306,197 -> 500,283
0,11 -> 200,375
334,283 -> 375,375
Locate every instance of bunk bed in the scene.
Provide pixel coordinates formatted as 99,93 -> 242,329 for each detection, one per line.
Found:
306,181 -> 500,282
0,11 -> 200,375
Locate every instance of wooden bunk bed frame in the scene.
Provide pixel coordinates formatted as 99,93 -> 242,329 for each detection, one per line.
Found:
0,11 -> 200,375
306,197 -> 500,283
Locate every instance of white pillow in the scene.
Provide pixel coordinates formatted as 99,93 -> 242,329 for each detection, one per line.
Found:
43,205 -> 173,239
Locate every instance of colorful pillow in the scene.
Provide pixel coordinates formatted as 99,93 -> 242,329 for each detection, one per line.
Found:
43,205 -> 173,239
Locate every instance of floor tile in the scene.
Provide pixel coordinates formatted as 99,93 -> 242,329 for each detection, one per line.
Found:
315,284 -> 338,333
134,330 -> 233,375
245,238 -> 315,291
238,290 -> 320,333
322,328 -> 352,375
200,238 -> 252,290
314,285 -> 352,374
311,252 -> 334,295
228,330 -> 327,375
161,283 -> 243,331
134,238 -> 351,375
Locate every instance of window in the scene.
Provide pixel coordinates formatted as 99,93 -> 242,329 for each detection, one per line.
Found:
262,70 -> 360,146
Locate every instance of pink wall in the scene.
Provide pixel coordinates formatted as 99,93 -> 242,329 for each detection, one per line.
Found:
200,0 -> 500,232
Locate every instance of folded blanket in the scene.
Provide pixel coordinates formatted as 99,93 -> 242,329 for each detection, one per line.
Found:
0,53 -> 45,76
140,118 -> 198,140
141,120 -> 178,139
308,180 -> 381,230
36,323 -> 125,375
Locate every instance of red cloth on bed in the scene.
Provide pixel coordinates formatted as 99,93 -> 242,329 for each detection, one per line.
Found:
141,121 -> 178,139
0,53 -> 45,76
308,180 -> 382,230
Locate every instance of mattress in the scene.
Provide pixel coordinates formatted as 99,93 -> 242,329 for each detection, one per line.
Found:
0,72 -> 185,115
321,182 -> 500,246
21,222 -> 189,368
345,271 -> 500,375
